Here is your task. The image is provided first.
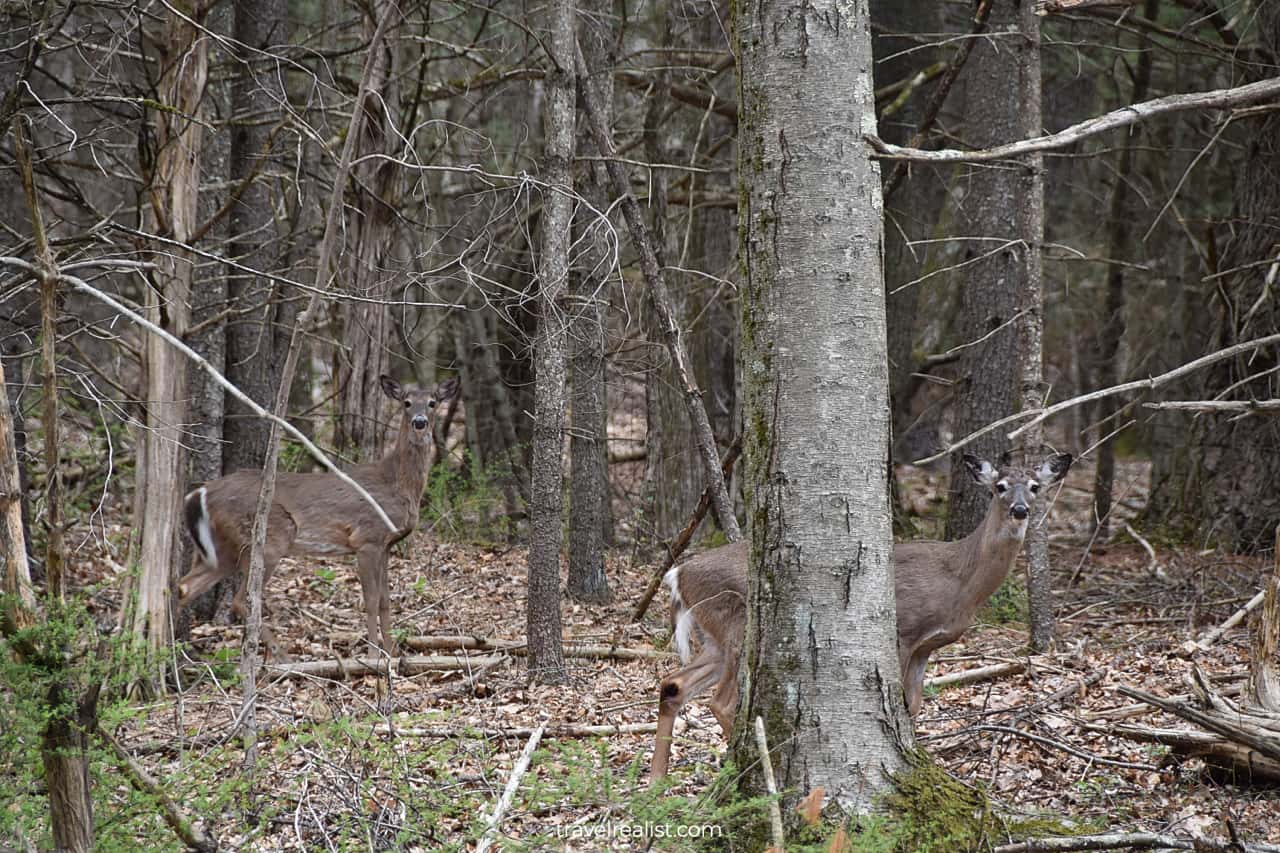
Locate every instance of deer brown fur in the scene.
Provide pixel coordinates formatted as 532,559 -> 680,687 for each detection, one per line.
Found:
177,375 -> 460,656
650,452 -> 1072,781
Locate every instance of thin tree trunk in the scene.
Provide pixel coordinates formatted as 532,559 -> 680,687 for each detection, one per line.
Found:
731,0 -> 909,818
566,0 -> 612,604
1013,0 -> 1053,651
224,0 -> 292,474
16,120 -> 97,850
1091,0 -> 1155,540
946,0 -> 1022,540
0,340 -> 34,633
526,0 -> 575,684
574,45 -> 741,545
133,8 -> 208,656
185,0 -> 231,627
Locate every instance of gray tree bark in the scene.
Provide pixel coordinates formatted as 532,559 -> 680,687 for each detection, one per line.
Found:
732,0 -> 910,818
566,0 -> 612,604
133,8 -> 207,654
526,0 -> 575,684
946,0 -> 1023,540
185,0 -> 231,626
224,0 -> 292,474
1146,1 -> 1280,554
335,0 -> 402,460
1011,0 -> 1053,651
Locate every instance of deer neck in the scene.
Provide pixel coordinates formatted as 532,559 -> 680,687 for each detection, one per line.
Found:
379,421 -> 433,502
955,497 -> 1027,606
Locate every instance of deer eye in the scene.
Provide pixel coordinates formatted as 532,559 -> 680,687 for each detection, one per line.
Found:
428,400 -> 437,409
403,400 -> 411,408
995,482 -> 1008,494
1029,482 -> 1041,493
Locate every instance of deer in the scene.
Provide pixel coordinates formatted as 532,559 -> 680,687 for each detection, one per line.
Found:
177,375 -> 460,658
649,451 -> 1072,781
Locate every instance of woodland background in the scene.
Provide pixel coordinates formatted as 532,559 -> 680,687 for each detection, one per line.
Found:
2,0 -> 1280,850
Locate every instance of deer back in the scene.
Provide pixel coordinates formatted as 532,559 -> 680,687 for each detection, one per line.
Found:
667,541 -> 749,663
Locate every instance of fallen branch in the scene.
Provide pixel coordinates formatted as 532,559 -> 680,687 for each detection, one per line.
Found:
262,654 -> 506,680
475,724 -> 544,853
399,630 -> 675,655
1082,720 -> 1280,783
375,722 -> 655,740
1036,0 -> 1141,12
924,661 -> 1025,690
1198,590 -> 1266,649
1116,682 -> 1280,763
866,76 -> 1280,164
1122,522 -> 1169,582
994,831 -> 1280,852
754,717 -> 785,851
99,726 -> 218,852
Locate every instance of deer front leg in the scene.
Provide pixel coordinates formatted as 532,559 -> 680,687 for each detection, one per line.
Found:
356,545 -> 395,656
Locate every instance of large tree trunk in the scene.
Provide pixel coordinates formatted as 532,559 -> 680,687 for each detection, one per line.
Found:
224,0 -> 292,474
946,0 -> 1023,540
1146,3 -> 1280,554
526,0 -> 575,684
732,0 -> 910,818
566,0 -> 612,604
335,0 -> 401,460
133,8 -> 208,654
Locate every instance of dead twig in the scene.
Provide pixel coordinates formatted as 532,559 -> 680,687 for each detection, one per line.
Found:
754,716 -> 785,850
474,724 -> 544,853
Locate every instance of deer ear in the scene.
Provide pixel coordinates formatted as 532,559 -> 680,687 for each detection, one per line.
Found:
1036,452 -> 1073,484
435,376 -> 460,403
379,375 -> 404,401
963,453 -> 999,486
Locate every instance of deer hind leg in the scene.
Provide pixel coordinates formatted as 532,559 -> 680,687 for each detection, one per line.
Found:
903,649 -> 930,717
356,545 -> 395,656
708,650 -> 741,737
650,652 -> 725,783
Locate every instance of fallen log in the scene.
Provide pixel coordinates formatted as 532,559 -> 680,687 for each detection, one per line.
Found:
924,661 -> 1025,690
264,654 -> 506,680
327,633 -> 675,661
373,721 -> 658,739
993,831 -> 1280,853
1082,720 -> 1280,783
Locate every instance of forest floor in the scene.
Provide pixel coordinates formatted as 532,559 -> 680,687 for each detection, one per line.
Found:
62,456 -> 1280,850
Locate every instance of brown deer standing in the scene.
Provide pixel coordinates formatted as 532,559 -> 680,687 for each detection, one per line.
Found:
649,452 -> 1072,781
177,375 -> 460,656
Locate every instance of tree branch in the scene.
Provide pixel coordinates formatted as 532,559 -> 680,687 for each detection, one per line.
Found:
867,76 -> 1280,164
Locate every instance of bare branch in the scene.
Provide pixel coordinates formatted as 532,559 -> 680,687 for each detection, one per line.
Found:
867,77 -> 1280,164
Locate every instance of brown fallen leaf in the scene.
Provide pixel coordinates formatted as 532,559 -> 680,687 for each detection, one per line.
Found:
796,786 -> 825,826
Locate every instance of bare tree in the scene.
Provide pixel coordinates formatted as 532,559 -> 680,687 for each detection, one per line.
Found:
566,0 -> 613,604
731,0 -> 910,816
946,0 -> 1023,540
335,0 -> 402,459
131,6 -> 209,656
224,0 -> 292,473
526,0 -> 576,684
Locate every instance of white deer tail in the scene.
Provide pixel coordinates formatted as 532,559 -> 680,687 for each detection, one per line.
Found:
664,566 -> 696,663
183,486 -> 217,567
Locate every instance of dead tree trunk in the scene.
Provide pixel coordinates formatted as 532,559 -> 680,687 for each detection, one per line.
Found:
335,0 -> 401,459
132,8 -> 208,655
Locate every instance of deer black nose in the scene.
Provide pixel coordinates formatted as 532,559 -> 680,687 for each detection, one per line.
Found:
412,414 -> 429,430
1011,505 -> 1028,520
